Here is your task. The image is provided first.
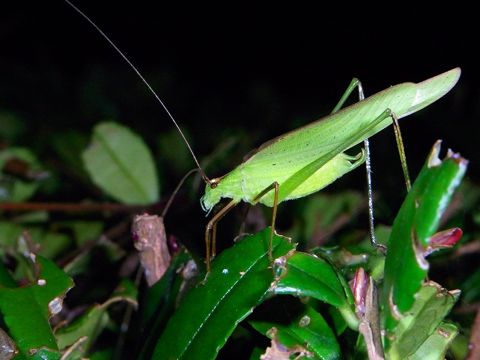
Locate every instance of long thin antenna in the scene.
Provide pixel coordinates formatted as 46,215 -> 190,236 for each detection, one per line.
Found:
63,0 -> 211,185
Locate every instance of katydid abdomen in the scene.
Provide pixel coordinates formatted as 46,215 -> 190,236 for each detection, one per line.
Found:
201,68 -> 461,212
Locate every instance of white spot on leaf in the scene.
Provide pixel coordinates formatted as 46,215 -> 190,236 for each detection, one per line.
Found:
48,297 -> 63,316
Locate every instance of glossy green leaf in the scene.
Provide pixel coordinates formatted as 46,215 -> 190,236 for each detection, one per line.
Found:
387,282 -> 459,359
152,229 -> 294,360
251,306 -> 341,360
137,250 -> 193,360
273,252 -> 357,329
408,322 -> 458,360
383,142 -> 467,332
82,122 -> 159,204
0,256 -> 73,359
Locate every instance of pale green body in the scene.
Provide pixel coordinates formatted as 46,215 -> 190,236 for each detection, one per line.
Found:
201,69 -> 461,212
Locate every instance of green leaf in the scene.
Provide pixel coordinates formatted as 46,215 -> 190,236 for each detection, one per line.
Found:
70,221 -> 104,246
249,347 -> 264,360
0,222 -> 22,256
408,322 -> 458,360
0,147 -> 44,202
137,250 -> 193,360
251,306 -> 341,360
38,232 -> 72,259
157,128 -> 193,175
50,130 -> 89,179
14,211 -> 49,224
0,256 -> 73,359
382,142 -> 467,332
55,304 -> 110,352
0,261 -> 16,288
63,236 -> 125,277
152,228 -> 294,360
386,282 -> 459,359
56,279 -> 137,355
90,348 -> 114,360
273,252 -> 357,329
82,122 -> 159,204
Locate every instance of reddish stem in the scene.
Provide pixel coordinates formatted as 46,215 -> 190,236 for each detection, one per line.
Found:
0,202 -> 145,213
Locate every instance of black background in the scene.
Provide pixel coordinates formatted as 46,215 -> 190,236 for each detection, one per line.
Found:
1,2 -> 478,196
0,3 -> 478,358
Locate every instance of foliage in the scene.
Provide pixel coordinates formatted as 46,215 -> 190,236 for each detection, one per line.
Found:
0,100 -> 477,359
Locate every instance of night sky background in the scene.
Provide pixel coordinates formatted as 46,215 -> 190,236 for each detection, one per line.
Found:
0,4 -> 479,358
0,3 -> 478,211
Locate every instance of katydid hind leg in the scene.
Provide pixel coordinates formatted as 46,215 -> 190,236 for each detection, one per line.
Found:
391,114 -> 411,191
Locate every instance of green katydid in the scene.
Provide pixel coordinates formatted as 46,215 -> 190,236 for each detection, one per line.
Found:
65,1 -> 461,270
199,68 -> 460,267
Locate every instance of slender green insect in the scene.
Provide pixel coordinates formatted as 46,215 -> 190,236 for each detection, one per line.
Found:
200,68 -> 460,266
65,1 -> 461,270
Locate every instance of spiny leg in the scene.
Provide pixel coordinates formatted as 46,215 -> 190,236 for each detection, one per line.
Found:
205,199 -> 237,272
391,114 -> 411,191
253,182 -> 280,262
331,79 -> 381,251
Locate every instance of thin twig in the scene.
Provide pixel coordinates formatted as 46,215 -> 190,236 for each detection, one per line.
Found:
0,201 -> 144,213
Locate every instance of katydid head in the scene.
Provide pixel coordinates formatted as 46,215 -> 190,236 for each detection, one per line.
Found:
200,173 -> 239,214
200,177 -> 224,213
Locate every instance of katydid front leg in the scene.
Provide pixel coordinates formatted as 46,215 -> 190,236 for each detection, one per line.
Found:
205,181 -> 280,272
205,199 -> 237,272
